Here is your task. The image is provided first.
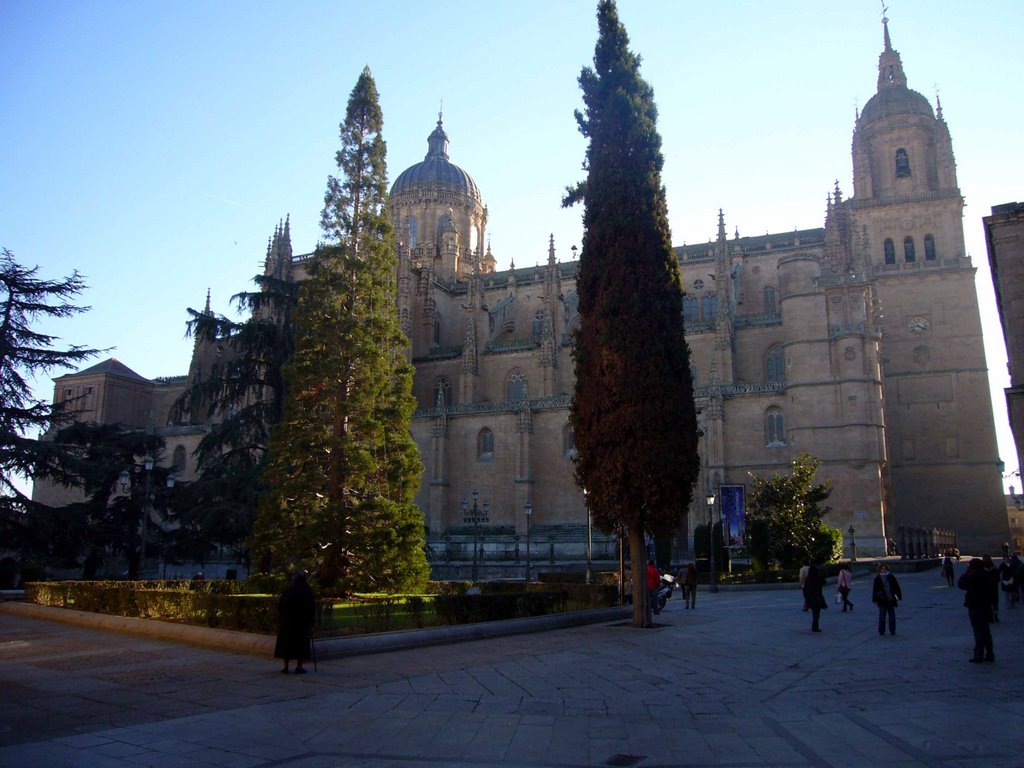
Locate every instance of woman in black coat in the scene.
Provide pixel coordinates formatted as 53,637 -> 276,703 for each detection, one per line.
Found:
275,571 -> 316,674
872,563 -> 903,636
959,557 -> 995,663
802,565 -> 827,632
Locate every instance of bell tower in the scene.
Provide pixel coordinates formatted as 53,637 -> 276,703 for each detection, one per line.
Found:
850,16 -> 1007,553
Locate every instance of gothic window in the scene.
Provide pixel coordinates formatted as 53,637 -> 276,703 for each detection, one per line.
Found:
563,423 -> 576,457
884,238 -> 896,265
904,237 -> 916,263
895,148 -> 911,178
701,294 -> 717,322
763,286 -> 777,314
409,215 -> 419,247
683,296 -> 699,325
924,234 -> 936,261
506,370 -> 528,402
765,407 -> 785,446
172,445 -> 187,473
477,428 -> 495,460
432,316 -> 441,348
433,377 -> 452,408
766,345 -> 785,385
532,310 -> 546,342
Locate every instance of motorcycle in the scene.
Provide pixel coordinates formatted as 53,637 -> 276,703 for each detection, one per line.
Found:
653,573 -> 676,613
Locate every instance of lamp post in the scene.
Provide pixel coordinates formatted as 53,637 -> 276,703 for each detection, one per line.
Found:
848,525 -> 858,562
141,455 -> 154,579
707,489 -> 718,593
524,501 -> 533,583
462,489 -> 488,581
583,488 -> 593,585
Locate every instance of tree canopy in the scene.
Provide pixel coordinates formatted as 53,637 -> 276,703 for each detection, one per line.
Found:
747,453 -> 840,569
565,1 -> 700,626
250,68 -> 428,593
171,246 -> 300,560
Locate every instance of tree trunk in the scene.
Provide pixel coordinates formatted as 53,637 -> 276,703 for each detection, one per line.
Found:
629,519 -> 652,628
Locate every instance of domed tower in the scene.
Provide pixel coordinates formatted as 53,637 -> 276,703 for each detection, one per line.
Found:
851,17 -> 1006,553
390,114 -> 488,281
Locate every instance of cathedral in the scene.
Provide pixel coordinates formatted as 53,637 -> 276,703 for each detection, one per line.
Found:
38,19 -> 1010,568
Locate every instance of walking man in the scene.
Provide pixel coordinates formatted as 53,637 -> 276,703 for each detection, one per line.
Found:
959,558 -> 995,663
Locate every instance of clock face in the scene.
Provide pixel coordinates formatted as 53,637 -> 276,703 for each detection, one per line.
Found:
908,316 -> 930,335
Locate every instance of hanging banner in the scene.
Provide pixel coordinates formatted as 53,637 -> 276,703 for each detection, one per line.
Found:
719,484 -> 746,547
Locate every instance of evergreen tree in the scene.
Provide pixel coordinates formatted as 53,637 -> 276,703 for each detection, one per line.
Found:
565,1 -> 700,627
748,453 -> 837,569
171,255 -> 299,558
47,423 -> 167,579
0,248 -> 101,524
251,68 -> 428,593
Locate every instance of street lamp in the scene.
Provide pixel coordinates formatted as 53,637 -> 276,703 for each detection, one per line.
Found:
583,488 -> 593,585
462,489 -> 488,581
524,501 -> 533,583
141,455 -> 154,580
848,525 -> 858,562
707,489 -> 718,593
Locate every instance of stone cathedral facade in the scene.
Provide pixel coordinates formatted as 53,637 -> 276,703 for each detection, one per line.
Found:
39,20 -> 1009,564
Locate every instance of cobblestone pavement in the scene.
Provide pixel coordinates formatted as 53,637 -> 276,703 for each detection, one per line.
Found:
1,567 -> 1021,767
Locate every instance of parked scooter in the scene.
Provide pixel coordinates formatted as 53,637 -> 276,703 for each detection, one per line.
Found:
653,573 -> 676,613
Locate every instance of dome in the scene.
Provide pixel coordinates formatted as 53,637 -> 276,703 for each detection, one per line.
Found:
859,85 -> 934,125
390,116 -> 481,202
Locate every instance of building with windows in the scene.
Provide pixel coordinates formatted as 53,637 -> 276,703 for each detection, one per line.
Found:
37,18 -> 1009,565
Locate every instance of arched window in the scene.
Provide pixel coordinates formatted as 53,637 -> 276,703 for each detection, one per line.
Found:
895,148 -> 911,178
884,238 -> 896,265
172,445 -> 187,473
701,294 -> 717,322
765,407 -> 785,446
532,310 -> 546,342
904,237 -> 916,263
507,370 -> 528,402
683,296 -> 699,325
477,428 -> 495,460
433,377 -> 452,408
432,316 -> 441,348
763,286 -> 777,315
408,215 -> 419,247
563,423 -> 576,457
766,345 -> 785,385
924,234 -> 936,261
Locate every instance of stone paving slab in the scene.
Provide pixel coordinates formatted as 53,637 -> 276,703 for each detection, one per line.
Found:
1,567 -> 1022,766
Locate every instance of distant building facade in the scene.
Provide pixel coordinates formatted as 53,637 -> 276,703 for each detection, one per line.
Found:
36,19 -> 1009,562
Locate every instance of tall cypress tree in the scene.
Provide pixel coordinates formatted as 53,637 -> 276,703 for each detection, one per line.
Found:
251,68 -> 428,593
565,1 -> 700,626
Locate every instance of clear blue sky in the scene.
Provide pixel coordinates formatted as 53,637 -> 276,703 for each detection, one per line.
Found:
2,1 -> 1022,484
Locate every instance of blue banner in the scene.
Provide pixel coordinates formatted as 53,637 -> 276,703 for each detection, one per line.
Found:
719,484 -> 746,547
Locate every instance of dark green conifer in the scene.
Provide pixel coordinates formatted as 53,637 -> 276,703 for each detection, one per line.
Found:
565,1 -> 700,626
252,68 -> 428,593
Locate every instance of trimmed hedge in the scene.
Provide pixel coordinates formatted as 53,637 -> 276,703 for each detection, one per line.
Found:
25,579 -> 617,636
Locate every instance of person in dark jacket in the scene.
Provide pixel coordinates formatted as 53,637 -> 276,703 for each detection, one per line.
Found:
275,571 -> 316,674
802,565 -> 827,632
981,554 -> 1000,623
872,563 -> 903,636
959,558 -> 995,663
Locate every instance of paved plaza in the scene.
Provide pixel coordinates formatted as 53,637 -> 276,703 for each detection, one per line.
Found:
0,566 -> 1021,767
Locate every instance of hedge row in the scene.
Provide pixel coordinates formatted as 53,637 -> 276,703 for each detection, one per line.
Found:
25,579 -> 617,636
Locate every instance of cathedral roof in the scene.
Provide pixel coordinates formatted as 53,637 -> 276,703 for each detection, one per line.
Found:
858,17 -> 934,125
59,358 -> 149,382
390,115 -> 481,202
